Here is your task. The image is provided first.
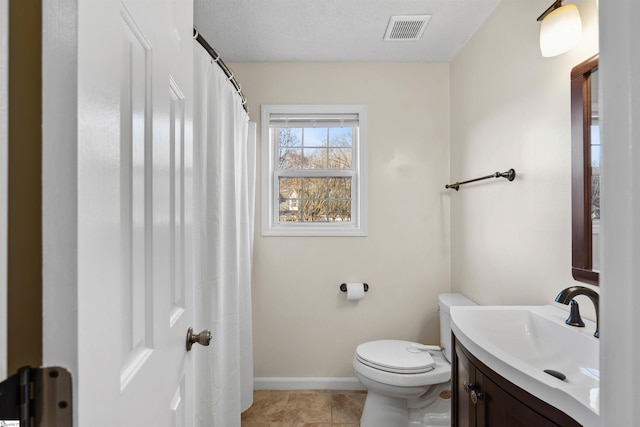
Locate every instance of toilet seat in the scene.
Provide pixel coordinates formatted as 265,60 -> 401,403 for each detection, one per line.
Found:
355,340 -> 436,374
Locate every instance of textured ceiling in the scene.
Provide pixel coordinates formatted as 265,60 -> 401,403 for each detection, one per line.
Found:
194,0 -> 502,62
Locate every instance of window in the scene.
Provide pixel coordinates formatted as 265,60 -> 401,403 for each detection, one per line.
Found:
261,105 -> 367,236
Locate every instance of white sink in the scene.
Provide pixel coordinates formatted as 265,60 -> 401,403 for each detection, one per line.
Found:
451,305 -> 599,427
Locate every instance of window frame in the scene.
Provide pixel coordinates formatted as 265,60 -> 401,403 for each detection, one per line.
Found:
261,104 -> 367,236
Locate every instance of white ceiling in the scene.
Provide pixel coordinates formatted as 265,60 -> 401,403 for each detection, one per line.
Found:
194,0 -> 503,63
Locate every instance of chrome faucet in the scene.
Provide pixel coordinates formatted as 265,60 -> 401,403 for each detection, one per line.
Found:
555,286 -> 599,338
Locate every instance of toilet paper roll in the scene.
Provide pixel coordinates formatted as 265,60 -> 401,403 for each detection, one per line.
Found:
346,283 -> 366,301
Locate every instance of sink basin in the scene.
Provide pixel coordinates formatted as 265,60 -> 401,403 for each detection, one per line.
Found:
451,305 -> 599,426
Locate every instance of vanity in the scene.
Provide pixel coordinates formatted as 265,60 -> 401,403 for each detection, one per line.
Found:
450,306 -> 599,427
452,337 -> 581,426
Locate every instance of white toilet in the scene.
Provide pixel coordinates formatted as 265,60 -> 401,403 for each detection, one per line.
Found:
353,293 -> 476,427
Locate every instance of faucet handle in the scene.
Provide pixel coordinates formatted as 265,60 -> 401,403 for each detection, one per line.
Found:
565,300 -> 585,327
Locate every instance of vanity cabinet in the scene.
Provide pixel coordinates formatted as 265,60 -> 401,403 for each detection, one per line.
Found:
452,335 -> 582,427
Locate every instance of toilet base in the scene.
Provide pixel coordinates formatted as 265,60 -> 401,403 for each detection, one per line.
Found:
360,389 -> 451,427
409,396 -> 451,427
360,392 -> 408,427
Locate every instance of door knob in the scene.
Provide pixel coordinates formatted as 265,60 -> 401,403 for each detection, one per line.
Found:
186,327 -> 212,351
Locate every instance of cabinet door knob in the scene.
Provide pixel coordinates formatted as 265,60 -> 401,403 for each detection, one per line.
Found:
470,386 -> 484,404
464,381 -> 484,403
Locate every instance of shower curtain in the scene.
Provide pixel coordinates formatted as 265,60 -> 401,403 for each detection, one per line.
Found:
193,42 -> 256,426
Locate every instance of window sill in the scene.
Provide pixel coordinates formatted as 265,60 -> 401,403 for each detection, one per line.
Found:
261,223 -> 367,237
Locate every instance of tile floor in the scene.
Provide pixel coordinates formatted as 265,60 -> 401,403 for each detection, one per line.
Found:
241,389 -> 366,427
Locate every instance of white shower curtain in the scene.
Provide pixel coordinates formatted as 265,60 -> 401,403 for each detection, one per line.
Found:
193,42 -> 256,426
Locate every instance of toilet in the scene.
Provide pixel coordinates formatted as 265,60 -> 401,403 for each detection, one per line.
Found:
353,293 -> 476,427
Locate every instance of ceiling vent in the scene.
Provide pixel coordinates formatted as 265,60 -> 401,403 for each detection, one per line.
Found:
383,15 -> 432,41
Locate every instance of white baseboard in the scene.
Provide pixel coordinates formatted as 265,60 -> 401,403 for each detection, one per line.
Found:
254,377 -> 365,391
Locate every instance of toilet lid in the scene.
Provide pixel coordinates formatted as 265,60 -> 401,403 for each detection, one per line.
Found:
355,340 -> 436,374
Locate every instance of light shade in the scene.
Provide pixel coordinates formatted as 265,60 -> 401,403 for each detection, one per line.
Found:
539,4 -> 582,57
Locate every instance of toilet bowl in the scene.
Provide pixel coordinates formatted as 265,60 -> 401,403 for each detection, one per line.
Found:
353,293 -> 476,427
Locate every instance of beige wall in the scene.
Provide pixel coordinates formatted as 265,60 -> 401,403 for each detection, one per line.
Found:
450,0 -> 599,312
227,0 -> 600,380
230,62 -> 451,377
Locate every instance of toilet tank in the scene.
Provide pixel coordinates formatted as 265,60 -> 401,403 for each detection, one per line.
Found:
438,293 -> 476,362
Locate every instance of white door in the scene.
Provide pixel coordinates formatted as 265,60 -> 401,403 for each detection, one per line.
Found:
43,0 -> 197,425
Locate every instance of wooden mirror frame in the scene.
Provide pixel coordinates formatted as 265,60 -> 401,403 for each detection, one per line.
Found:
571,54 -> 599,285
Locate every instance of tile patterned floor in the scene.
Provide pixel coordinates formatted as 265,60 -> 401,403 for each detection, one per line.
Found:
241,389 -> 366,427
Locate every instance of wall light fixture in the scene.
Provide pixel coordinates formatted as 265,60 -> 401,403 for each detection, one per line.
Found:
537,0 -> 582,57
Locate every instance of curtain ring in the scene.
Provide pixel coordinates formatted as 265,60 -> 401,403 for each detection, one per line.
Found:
193,28 -> 199,39
227,72 -> 234,81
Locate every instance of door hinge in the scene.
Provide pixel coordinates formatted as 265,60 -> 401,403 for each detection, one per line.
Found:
0,366 -> 72,427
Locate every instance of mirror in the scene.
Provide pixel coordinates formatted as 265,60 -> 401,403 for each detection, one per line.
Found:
571,54 -> 599,285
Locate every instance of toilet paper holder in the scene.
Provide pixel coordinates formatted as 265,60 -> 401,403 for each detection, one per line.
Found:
339,283 -> 369,292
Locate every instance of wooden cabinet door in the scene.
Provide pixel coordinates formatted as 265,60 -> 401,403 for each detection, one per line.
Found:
452,335 -> 475,427
477,371 -> 558,427
452,335 -> 582,427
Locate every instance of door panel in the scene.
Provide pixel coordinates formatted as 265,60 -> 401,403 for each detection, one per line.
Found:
170,376 -> 186,427
120,5 -> 154,388
74,0 -> 194,424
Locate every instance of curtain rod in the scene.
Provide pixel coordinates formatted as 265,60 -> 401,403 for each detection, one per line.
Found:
445,169 -> 516,191
193,28 -> 249,114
